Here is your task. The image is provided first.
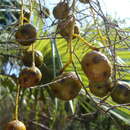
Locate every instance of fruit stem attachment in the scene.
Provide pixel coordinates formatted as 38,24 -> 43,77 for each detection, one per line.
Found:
72,34 -> 99,51
32,43 -> 35,67
30,0 -> 35,68
60,17 -> 74,73
29,0 -> 33,23
20,0 -> 24,25
14,84 -> 20,120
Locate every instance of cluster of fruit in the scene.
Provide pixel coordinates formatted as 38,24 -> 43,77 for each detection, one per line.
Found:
53,0 -> 92,39
14,4 -> 51,89
6,13 -> 48,129
5,4 -> 81,128
49,1 -> 91,101
15,24 -> 42,88
81,50 -> 130,104
14,23 -> 82,100
5,1 -> 130,129
52,1 -> 130,105
5,28 -> 82,130
53,1 -> 80,41
5,24 -> 44,130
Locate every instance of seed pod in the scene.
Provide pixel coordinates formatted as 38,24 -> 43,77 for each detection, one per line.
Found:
89,79 -> 112,98
15,24 -> 37,46
57,16 -> 79,40
79,0 -> 91,4
5,120 -> 26,130
51,72 -> 82,101
53,2 -> 70,19
111,81 -> 130,104
22,50 -> 43,67
81,51 -> 112,82
19,66 -> 42,88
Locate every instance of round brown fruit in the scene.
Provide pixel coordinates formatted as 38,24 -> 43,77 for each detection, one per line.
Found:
19,66 -> 42,88
81,51 -> 112,82
51,72 -> 82,101
79,0 -> 91,4
58,16 -> 79,40
22,50 -> 43,67
5,120 -> 26,130
40,7 -> 50,18
111,81 -> 130,104
15,24 -> 37,46
53,2 -> 69,19
89,79 -> 112,98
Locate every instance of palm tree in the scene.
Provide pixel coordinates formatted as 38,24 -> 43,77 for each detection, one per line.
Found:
0,0 -> 130,130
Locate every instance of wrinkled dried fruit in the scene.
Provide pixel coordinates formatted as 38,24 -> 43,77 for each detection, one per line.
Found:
51,72 -> 82,101
15,24 -> 36,46
5,120 -> 26,130
81,51 -> 112,82
53,2 -> 70,19
22,50 -> 43,67
40,7 -> 50,18
19,66 -> 42,88
58,16 -> 79,40
111,81 -> 130,104
79,0 -> 91,4
89,79 -> 112,98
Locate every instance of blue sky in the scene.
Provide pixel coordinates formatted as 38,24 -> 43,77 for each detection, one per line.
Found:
100,0 -> 130,20
43,0 -> 130,26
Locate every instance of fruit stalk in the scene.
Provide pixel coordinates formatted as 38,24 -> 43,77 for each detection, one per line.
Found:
72,34 -> 98,51
29,0 -> 32,23
20,0 -> 24,25
14,84 -> 20,120
32,42 -> 35,67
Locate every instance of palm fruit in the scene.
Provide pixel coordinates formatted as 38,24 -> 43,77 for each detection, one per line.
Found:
51,72 -> 82,101
40,7 -> 50,18
81,51 -> 112,82
89,79 -> 112,98
111,81 -> 130,104
53,2 -> 70,19
22,50 -> 43,67
79,0 -> 91,4
57,16 -> 79,40
5,120 -> 26,130
19,66 -> 42,88
15,24 -> 37,46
